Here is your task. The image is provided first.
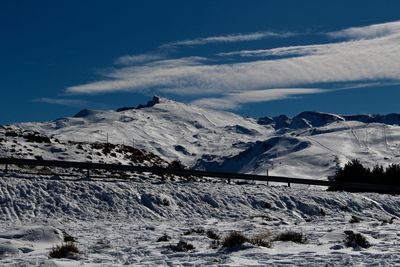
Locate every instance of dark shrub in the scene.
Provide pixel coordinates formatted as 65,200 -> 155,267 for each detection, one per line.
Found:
34,155 -> 44,160
320,208 -> 326,216
274,231 -> 306,244
249,233 -> 272,248
102,147 -> 111,155
161,198 -> 170,206
49,242 -> 80,258
379,217 -> 395,224
344,230 -> 370,249
157,234 -> 171,242
221,231 -> 247,248
210,239 -> 220,249
5,131 -> 18,137
168,160 -> 186,170
263,202 -> 272,209
24,133 -> 51,143
349,215 -> 362,224
62,231 -> 76,243
170,240 -> 195,252
206,229 -> 220,240
184,227 -> 205,236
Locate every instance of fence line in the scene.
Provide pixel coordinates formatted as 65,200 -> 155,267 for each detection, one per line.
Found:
0,157 -> 399,193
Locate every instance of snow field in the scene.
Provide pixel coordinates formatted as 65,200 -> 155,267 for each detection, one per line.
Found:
1,176 -> 400,266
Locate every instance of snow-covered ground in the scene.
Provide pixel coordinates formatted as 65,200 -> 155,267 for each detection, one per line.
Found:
1,174 -> 400,266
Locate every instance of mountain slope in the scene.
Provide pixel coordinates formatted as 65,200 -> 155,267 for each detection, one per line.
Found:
12,97 -> 272,167
2,96 -> 400,179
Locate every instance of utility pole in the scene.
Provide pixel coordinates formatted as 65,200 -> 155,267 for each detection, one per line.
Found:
106,132 -> 109,144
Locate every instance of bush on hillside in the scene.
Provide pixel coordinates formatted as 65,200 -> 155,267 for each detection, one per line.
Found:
248,232 -> 272,248
344,230 -> 370,249
49,242 -> 80,259
206,229 -> 220,240
349,215 -> 362,224
62,231 -> 77,243
157,234 -> 171,242
169,240 -> 195,252
184,227 -> 205,236
221,231 -> 247,248
273,231 -> 307,244
168,160 -> 186,170
24,133 -> 51,143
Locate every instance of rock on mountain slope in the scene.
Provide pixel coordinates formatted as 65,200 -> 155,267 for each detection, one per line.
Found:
2,96 -> 400,179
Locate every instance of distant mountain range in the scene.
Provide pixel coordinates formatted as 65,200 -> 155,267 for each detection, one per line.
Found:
1,96 -> 399,179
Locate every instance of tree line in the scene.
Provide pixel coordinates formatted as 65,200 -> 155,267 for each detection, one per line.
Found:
331,159 -> 400,185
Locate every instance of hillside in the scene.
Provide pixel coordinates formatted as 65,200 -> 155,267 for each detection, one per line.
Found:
1,96 -> 400,179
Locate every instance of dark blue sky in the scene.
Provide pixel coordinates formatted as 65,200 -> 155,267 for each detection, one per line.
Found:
1,1 -> 400,124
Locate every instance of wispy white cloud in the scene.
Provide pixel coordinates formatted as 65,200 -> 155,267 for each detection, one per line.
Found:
114,53 -> 165,65
67,32 -> 400,95
327,20 -> 400,40
191,82 -> 396,110
33,98 -> 88,107
217,45 -> 323,58
192,88 -> 325,109
160,31 -> 296,48
65,20 -> 400,110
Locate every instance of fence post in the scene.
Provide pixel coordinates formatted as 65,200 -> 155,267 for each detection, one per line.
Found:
228,178 -> 231,184
288,182 -> 291,187
266,170 -> 269,185
86,168 -> 90,179
4,164 -> 8,174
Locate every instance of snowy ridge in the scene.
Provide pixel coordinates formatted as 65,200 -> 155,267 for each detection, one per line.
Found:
0,126 -> 167,167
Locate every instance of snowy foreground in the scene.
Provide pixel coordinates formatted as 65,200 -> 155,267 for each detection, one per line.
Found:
1,175 -> 400,266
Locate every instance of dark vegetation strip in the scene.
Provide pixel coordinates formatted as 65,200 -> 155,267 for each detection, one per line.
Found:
329,159 -> 400,192
1,157 -> 400,194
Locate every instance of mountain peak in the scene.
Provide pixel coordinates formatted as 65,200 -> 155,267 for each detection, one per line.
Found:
116,96 -> 163,112
290,111 -> 344,128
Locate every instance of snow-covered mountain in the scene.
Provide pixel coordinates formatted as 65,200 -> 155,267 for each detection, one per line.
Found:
2,96 -> 400,179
